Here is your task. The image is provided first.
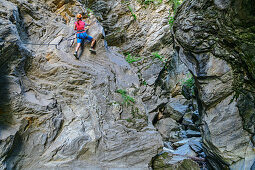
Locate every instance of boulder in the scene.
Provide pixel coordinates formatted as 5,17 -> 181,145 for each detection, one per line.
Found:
155,118 -> 182,142
173,0 -> 255,168
172,137 -> 202,151
186,130 -> 201,138
163,99 -> 189,122
152,152 -> 200,170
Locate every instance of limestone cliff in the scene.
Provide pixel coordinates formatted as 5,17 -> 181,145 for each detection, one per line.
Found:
0,0 -> 254,169
173,0 -> 255,169
0,0 -> 164,169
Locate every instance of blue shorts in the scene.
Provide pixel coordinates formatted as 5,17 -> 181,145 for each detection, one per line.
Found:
76,32 -> 93,43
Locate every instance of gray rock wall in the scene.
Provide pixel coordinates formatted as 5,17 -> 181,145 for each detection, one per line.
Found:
0,0 -> 165,169
2,0 -> 254,169
173,0 -> 255,169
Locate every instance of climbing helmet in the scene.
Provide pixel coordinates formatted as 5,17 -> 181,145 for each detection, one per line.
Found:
76,14 -> 82,19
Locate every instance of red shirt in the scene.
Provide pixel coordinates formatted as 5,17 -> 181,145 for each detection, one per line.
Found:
75,20 -> 85,31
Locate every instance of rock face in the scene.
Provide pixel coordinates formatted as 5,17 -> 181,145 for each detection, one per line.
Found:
0,0 -> 167,169
1,0 -> 254,169
152,152 -> 200,170
173,0 -> 255,169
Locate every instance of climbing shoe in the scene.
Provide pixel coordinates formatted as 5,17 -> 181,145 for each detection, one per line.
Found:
73,51 -> 79,59
89,48 -> 96,54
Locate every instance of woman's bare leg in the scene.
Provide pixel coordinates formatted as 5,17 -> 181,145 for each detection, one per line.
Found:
75,43 -> 81,52
91,38 -> 96,48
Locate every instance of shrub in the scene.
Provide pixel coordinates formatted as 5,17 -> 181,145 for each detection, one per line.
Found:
182,76 -> 194,88
117,89 -> 135,106
125,53 -> 142,63
86,8 -> 93,17
152,52 -> 166,62
168,16 -> 174,27
168,0 -> 182,27
181,73 -> 195,98
143,80 -> 148,85
172,0 -> 181,13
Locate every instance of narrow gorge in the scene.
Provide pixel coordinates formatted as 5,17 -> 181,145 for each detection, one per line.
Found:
0,0 -> 254,169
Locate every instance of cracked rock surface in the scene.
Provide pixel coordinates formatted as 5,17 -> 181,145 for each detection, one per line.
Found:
0,0 -> 165,169
173,0 -> 255,169
1,0 -> 254,169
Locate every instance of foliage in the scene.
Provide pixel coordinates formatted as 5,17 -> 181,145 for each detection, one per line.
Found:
168,0 -> 182,27
168,16 -> 174,27
117,89 -> 135,106
125,53 -> 142,63
181,73 -> 194,86
136,0 -> 163,5
126,118 -> 133,122
128,5 -> 137,20
182,76 -> 194,88
143,0 -> 162,5
86,8 -> 93,17
181,73 -> 195,96
152,52 -> 166,63
171,0 -> 181,13
143,80 -> 148,85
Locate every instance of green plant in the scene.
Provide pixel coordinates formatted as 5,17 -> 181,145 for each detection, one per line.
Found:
152,52 -> 166,63
126,118 -> 133,123
128,5 -> 137,20
86,8 -> 93,17
139,0 -> 162,5
144,0 -> 154,4
181,73 -> 195,96
117,89 -> 135,106
125,53 -> 142,63
168,16 -> 174,27
172,0 -> 181,13
143,80 -> 148,85
181,73 -> 193,85
168,0 -> 182,27
182,77 -> 194,88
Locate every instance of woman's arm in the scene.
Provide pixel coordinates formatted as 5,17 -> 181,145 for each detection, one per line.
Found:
74,23 -> 77,31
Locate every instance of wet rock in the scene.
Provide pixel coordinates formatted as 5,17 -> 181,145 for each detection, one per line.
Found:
152,152 -> 200,170
182,111 -> 199,131
189,140 -> 203,154
186,130 -> 201,138
172,143 -> 197,161
182,84 -> 193,100
163,141 -> 175,153
237,92 -> 255,134
182,111 -> 193,124
192,110 -> 199,124
172,137 -> 201,150
164,98 -> 189,122
172,138 -> 190,149
173,0 -> 255,168
155,118 -> 181,142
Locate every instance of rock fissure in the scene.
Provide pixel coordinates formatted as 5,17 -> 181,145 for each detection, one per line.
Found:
1,0 -> 255,169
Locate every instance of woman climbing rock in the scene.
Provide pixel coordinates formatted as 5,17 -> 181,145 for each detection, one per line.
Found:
73,13 -> 96,59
